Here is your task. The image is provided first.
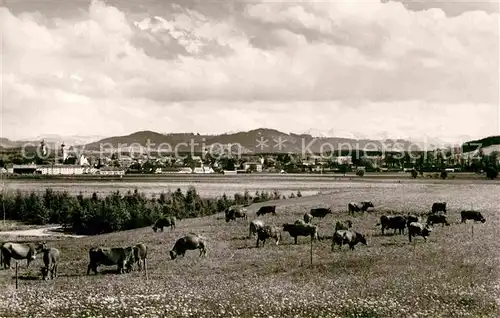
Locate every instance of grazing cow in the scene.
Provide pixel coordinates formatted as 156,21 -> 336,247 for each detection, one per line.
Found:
87,246 -> 134,275
331,230 -> 367,251
40,247 -> 60,280
460,210 -> 486,223
310,208 -> 332,218
256,205 -> 277,216
426,213 -> 450,227
152,216 -> 176,232
249,219 -> 265,237
225,205 -> 248,222
282,223 -> 318,245
348,201 -> 374,214
170,234 -> 207,260
127,243 -> 147,272
256,225 -> 281,248
1,241 -> 45,269
334,220 -> 353,232
378,215 -> 407,235
408,222 -> 432,243
431,202 -> 447,214
303,213 -> 314,224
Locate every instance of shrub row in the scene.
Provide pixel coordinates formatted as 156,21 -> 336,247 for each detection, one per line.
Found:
0,187 -> 297,235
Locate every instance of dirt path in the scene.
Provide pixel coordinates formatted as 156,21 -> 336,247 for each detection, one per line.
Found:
0,226 -> 86,238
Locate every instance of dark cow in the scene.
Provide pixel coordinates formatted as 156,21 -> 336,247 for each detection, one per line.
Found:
152,216 -> 176,232
170,234 -> 207,260
303,213 -> 314,223
378,215 -> 406,235
334,220 -> 353,232
256,225 -> 281,248
282,223 -> 318,244
249,219 -> 265,237
1,241 -> 45,269
256,205 -> 277,216
225,205 -> 248,222
310,208 -> 332,218
408,222 -> 432,243
460,210 -> 486,223
87,246 -> 134,275
348,201 -> 374,214
426,213 -> 450,227
431,202 -> 447,214
127,243 -> 147,272
40,247 -> 60,280
331,230 -> 367,251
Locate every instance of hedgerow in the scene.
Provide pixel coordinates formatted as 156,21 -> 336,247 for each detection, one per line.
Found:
0,187 -> 281,235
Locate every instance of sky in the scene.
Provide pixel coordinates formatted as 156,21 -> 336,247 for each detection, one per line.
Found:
1,0 -> 499,143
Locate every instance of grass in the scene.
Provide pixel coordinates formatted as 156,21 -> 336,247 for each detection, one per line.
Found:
0,220 -> 46,232
0,182 -> 499,317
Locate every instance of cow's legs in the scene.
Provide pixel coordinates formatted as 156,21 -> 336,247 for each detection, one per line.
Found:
294,237 -> 298,245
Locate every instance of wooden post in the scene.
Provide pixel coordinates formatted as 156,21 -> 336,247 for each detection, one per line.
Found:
471,223 -> 474,239
145,259 -> 149,281
15,262 -> 18,289
310,237 -> 313,265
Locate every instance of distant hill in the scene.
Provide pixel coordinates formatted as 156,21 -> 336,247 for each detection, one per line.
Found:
81,128 -> 436,154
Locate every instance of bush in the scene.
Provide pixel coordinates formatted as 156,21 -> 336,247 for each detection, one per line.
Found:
0,187 -> 278,235
356,170 -> 365,177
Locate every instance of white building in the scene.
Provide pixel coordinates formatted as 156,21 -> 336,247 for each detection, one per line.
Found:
38,165 -> 85,175
99,167 -> 126,175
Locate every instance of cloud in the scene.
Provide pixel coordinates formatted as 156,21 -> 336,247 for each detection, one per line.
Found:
1,0 -> 498,141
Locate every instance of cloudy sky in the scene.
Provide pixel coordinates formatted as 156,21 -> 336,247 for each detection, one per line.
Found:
1,0 -> 499,143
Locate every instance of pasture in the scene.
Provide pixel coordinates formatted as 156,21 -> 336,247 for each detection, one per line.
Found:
0,182 -> 499,317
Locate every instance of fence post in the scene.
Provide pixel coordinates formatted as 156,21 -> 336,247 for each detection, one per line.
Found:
310,237 -> 313,265
15,262 -> 18,290
145,259 -> 149,281
471,223 -> 474,238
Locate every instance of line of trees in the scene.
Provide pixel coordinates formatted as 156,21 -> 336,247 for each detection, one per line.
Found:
0,188 -> 284,235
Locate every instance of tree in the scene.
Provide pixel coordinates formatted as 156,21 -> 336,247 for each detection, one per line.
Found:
440,170 -> 448,179
411,169 -> 418,179
486,166 -> 498,180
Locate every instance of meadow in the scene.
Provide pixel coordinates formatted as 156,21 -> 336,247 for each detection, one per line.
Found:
2,172 -> 497,199
0,181 -> 499,317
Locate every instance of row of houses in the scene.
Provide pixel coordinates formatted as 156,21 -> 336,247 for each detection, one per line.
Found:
4,164 -> 126,176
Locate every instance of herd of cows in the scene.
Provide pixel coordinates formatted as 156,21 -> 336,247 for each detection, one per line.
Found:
226,201 -> 487,250
0,201 -> 487,281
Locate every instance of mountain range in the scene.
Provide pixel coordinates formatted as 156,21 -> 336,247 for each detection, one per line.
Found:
3,129 -> 498,154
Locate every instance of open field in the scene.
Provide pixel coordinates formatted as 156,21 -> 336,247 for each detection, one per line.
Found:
0,181 -> 499,317
2,172 -> 499,199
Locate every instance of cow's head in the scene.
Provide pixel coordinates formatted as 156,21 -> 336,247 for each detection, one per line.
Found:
363,201 -> 374,209
357,233 -> 367,245
35,241 -> 47,253
169,250 -> 177,260
40,266 -> 49,280
423,225 -> 433,236
152,225 -> 158,232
